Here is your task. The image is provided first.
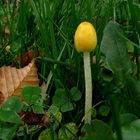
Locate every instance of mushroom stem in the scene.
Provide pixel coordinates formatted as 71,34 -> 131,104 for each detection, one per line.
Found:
84,52 -> 92,124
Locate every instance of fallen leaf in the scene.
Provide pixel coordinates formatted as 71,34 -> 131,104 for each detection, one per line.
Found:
14,48 -> 39,66
0,61 -> 39,105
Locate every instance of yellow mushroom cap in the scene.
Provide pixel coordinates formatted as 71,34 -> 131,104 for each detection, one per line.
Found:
74,21 -> 97,52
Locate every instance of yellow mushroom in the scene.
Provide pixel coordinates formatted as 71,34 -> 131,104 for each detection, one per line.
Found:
74,21 -> 97,124
74,21 -> 97,52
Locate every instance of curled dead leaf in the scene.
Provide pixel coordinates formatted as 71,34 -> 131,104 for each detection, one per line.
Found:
0,61 -> 39,105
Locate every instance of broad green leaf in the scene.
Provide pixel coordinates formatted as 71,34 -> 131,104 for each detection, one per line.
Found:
22,86 -> 41,105
33,101 -> 44,113
52,88 -> 75,112
100,21 -> 132,80
61,102 -> 75,112
70,87 -> 81,101
52,112 -> 62,129
2,96 -> 23,113
58,123 -> 78,140
121,119 -> 140,140
120,113 -> 138,127
52,89 -> 68,108
0,123 -> 18,140
0,109 -> 22,124
48,105 -> 62,129
38,128 -> 57,140
48,105 -> 60,116
81,119 -> 115,140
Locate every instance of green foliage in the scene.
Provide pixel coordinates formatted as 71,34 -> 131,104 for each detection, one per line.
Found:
128,0 -> 140,35
70,87 -> 82,101
81,119 -> 115,140
52,88 -> 74,112
22,86 -> 41,104
101,21 -> 132,80
0,0 -> 140,139
119,113 -> 138,127
0,123 -> 18,140
121,119 -> 140,140
114,114 -> 140,140
99,105 -> 110,117
52,87 -> 81,112
48,105 -> 62,129
2,96 -> 23,112
22,86 -> 43,113
0,109 -> 21,124
38,121 -> 78,140
0,86 -> 45,140
38,128 -> 58,140
100,20 -> 140,116
58,122 -> 78,140
0,98 -> 22,140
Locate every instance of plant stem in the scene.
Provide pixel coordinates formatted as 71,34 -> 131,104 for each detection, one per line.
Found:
84,52 -> 92,124
113,0 -> 116,21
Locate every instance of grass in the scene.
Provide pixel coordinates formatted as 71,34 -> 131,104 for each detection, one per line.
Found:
0,0 -> 140,139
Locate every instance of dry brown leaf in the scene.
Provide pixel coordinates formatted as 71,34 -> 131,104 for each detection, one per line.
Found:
0,61 -> 39,105
14,48 -> 39,66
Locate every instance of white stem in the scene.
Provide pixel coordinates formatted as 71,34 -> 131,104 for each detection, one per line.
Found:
84,52 -> 92,124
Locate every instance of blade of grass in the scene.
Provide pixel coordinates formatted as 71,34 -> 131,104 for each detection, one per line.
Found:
29,0 -> 51,58
45,0 -> 58,59
41,42 -> 67,101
